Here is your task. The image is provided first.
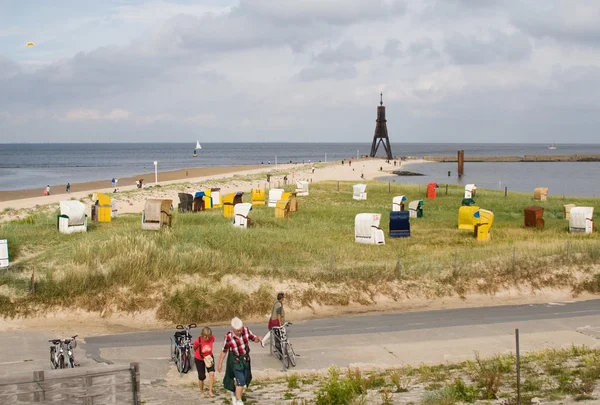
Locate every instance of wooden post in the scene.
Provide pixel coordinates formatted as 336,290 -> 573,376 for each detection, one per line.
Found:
337,181 -> 339,191
515,329 -> 521,405
84,376 -> 93,405
388,182 -> 391,193
33,370 -> 45,402
505,186 -> 508,197
130,362 -> 141,405
446,184 -> 448,195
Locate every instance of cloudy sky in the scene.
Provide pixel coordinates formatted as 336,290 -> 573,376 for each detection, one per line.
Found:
1,0 -> 600,143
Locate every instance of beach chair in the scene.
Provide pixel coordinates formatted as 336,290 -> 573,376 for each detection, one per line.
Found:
275,199 -> 291,219
0,239 -> 8,268
569,207 -> 594,233
408,200 -> 423,218
392,195 -> 407,212
426,182 -> 439,199
58,201 -> 88,234
223,192 -> 244,218
524,206 -> 544,229
210,188 -> 222,208
533,187 -> 548,201
563,204 -> 576,220
295,181 -> 309,197
92,192 -> 111,222
287,192 -> 298,212
178,193 -> 193,213
192,191 -> 206,211
142,199 -> 172,230
474,209 -> 494,241
233,203 -> 253,229
251,188 -> 266,206
354,213 -> 385,245
464,184 -> 477,199
389,211 -> 410,238
268,189 -> 285,207
353,184 -> 367,200
458,205 -> 480,231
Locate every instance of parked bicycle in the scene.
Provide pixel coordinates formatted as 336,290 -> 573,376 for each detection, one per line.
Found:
49,335 -> 78,369
171,324 -> 196,375
270,322 -> 296,369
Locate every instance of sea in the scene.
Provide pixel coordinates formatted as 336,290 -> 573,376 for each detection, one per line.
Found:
1,143 -> 600,197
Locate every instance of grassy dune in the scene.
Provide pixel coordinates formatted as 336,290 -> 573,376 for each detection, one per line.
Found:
1,181 -> 600,322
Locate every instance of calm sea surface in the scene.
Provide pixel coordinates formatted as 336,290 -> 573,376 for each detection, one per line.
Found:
1,143 -> 599,196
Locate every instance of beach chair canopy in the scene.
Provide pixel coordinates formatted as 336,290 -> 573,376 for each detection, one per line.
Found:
95,193 -> 111,206
474,209 -> 494,240
426,182 -> 438,198
296,181 -> 309,196
569,207 -> 594,233
533,187 -> 549,200
464,184 -> 477,198
524,206 -> 545,228
353,184 -> 367,200
144,199 -> 171,222
59,201 -> 86,226
389,211 -> 410,238
563,204 -> 576,220
392,195 -> 407,211
268,188 -> 285,207
458,206 -> 480,231
233,203 -> 253,228
461,198 -> 476,206
194,191 -> 205,198
354,213 -> 385,244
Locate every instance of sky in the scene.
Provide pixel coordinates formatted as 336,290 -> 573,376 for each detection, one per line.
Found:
1,0 -> 600,143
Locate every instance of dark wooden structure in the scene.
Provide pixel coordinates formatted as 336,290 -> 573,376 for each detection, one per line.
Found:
369,92 -> 393,160
457,149 -> 465,177
524,206 -> 545,228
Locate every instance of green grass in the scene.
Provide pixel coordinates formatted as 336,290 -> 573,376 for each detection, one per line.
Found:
1,181 -> 599,320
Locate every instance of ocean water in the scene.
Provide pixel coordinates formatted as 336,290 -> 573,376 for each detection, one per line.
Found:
1,143 -> 599,195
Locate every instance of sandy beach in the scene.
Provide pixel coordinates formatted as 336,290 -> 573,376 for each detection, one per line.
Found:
0,158 -> 419,220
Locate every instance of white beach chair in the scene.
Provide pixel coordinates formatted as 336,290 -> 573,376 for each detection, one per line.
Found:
392,195 -> 407,211
295,181 -> 309,197
354,213 -> 385,245
464,184 -> 477,199
353,184 -> 367,200
58,201 -> 88,234
268,189 -> 285,207
233,203 -> 253,229
569,207 -> 594,233
0,239 -> 9,268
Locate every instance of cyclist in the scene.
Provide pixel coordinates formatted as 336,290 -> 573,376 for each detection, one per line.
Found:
218,317 -> 262,405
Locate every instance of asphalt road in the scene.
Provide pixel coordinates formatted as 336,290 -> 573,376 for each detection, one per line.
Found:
4,299 -> 599,381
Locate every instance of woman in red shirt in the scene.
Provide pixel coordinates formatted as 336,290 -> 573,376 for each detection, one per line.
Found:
194,326 -> 215,397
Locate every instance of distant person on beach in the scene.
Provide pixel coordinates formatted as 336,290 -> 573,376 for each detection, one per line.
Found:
45,185 -> 51,196
266,174 -> 271,183
111,177 -> 116,188
311,166 -> 315,174
218,317 -> 262,405
66,183 -> 71,193
342,160 -> 344,165
135,180 -> 139,188
194,326 -> 215,398
186,170 -> 188,177
283,175 -> 288,185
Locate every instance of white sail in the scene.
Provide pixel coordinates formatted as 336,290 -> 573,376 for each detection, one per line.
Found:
195,141 -> 202,150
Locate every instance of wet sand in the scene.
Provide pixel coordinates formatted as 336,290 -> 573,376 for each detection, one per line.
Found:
0,165 -> 262,202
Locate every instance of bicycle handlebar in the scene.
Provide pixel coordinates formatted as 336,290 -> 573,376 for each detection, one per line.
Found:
175,324 -> 196,330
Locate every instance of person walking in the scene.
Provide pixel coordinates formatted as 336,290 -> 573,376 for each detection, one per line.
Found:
45,185 -> 51,196
218,317 -> 262,405
66,183 -> 71,193
194,327 -> 216,398
261,292 -> 285,350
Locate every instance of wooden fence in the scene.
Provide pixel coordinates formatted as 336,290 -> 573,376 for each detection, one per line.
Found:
0,363 -> 140,405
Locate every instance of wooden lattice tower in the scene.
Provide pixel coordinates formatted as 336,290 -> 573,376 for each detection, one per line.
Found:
369,92 -> 393,160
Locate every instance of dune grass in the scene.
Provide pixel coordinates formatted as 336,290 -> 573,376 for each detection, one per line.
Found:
1,181 -> 599,321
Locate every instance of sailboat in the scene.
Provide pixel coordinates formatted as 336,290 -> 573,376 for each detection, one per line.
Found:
193,140 -> 201,157
547,143 -> 557,150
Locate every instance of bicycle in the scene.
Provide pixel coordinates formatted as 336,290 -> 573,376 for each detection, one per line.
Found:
270,322 -> 296,369
171,324 -> 196,376
49,335 -> 78,369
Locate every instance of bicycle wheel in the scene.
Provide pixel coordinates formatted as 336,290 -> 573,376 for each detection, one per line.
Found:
282,343 -> 289,369
182,352 -> 191,373
177,350 -> 185,375
68,357 -> 75,368
59,354 -> 65,369
287,343 -> 296,367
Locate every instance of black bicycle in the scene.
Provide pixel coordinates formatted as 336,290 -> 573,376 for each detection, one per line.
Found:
270,322 -> 296,369
49,335 -> 78,369
171,324 -> 196,375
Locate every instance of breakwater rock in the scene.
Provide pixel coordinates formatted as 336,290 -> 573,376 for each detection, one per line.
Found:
392,170 -> 425,176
